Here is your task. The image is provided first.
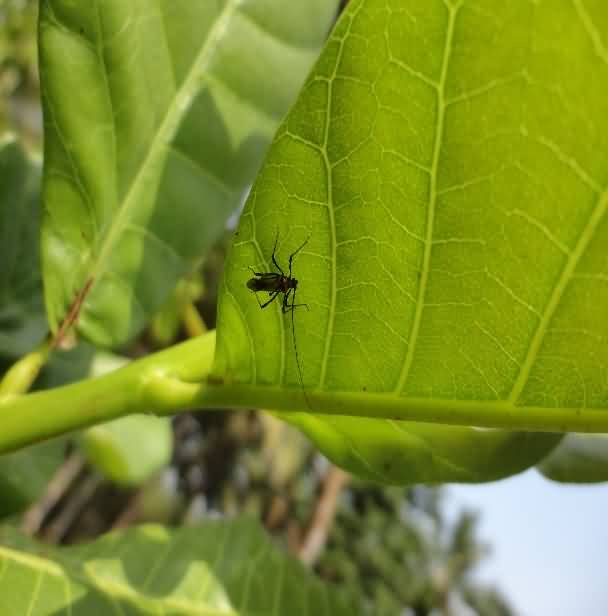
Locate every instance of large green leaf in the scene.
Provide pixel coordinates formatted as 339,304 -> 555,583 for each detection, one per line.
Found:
0,519 -> 357,615
216,0 -> 608,482
0,137 -> 46,357
40,0 -> 339,347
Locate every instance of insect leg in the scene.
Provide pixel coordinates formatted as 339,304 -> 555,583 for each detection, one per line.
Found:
259,290 -> 281,309
287,236 -> 310,278
270,230 -> 284,275
282,287 -> 309,313
281,288 -> 292,313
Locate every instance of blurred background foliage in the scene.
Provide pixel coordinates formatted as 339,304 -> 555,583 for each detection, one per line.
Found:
0,0 -> 40,143
0,1 -> 514,614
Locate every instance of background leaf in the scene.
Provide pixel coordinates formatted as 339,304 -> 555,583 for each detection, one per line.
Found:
80,414 -> 173,486
0,136 -> 46,357
0,138 -> 62,516
40,0 -> 339,347
216,0 -> 608,483
0,519 -> 358,615
287,414 -> 559,484
538,434 -> 608,483
0,438 -> 65,518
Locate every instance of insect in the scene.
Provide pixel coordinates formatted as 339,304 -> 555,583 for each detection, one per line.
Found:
247,232 -> 310,405
246,233 -> 309,313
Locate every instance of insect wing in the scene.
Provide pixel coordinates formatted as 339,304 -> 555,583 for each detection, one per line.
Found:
247,272 -> 282,292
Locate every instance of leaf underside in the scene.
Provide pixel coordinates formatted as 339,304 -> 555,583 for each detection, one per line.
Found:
216,0 -> 608,483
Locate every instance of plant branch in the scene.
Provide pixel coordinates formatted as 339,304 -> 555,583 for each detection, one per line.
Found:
0,328 -> 607,456
0,339 -> 51,398
0,332 -> 216,454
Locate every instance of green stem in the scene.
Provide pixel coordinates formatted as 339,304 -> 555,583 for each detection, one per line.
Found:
0,328 -> 607,456
0,339 -> 52,398
182,300 -> 207,337
0,332 -> 215,454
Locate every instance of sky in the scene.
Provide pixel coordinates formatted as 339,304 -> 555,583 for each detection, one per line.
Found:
448,470 -> 608,616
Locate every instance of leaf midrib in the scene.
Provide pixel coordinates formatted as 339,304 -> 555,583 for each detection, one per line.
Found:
86,1 -> 240,288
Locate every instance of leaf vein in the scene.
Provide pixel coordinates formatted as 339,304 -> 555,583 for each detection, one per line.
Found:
318,26 -> 347,388
509,187 -> 608,403
572,0 -> 608,65
396,1 -> 462,393
86,1 -> 240,293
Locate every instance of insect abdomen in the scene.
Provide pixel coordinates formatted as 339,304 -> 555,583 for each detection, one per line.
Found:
247,279 -> 264,292
247,276 -> 281,292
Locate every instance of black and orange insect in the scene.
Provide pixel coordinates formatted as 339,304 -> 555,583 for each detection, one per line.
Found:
247,233 -> 309,314
247,232 -> 310,405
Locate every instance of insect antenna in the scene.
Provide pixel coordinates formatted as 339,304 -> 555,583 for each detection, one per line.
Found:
289,284 -> 311,410
247,231 -> 312,409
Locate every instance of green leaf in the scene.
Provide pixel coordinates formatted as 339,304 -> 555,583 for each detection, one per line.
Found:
40,0 -> 339,347
0,439 -> 65,518
287,414 -> 559,484
33,343 -> 97,391
538,434 -> 608,483
0,519 -> 358,615
0,137 -> 46,357
216,0 -> 608,482
80,414 -> 173,486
